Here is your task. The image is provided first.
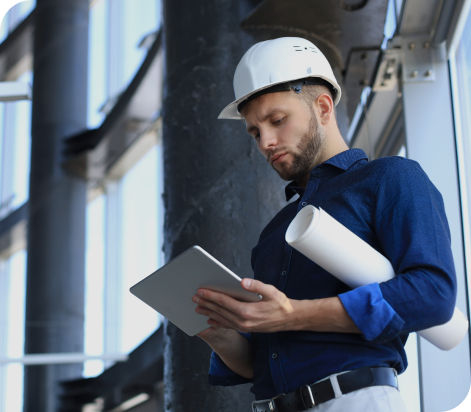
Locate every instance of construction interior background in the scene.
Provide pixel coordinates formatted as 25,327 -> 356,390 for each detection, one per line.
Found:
0,0 -> 471,411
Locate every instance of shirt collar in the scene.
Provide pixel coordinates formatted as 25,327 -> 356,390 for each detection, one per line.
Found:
285,148 -> 368,200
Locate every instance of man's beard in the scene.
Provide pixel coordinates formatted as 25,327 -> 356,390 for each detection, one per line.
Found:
272,113 -> 325,182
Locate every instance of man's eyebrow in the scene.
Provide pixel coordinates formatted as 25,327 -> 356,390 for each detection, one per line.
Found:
245,109 -> 285,134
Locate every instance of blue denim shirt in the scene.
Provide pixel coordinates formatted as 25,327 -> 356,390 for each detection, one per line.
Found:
208,149 -> 457,399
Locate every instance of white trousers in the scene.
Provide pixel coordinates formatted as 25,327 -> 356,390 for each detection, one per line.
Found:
306,385 -> 408,412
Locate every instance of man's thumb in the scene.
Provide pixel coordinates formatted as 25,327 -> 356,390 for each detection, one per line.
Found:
241,278 -> 254,289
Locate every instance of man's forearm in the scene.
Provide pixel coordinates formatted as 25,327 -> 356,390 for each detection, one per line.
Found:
195,280 -> 360,334
289,296 -> 360,334
198,328 -> 253,379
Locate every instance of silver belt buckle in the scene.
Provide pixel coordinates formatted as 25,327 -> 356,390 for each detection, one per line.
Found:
252,398 -> 277,412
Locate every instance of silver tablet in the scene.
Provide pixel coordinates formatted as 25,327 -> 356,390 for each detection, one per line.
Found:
130,245 -> 261,336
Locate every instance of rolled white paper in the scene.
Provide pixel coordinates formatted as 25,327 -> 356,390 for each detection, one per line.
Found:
285,205 -> 468,351
286,206 -> 395,287
418,307 -> 468,350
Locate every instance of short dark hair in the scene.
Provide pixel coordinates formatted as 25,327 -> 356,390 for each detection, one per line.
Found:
237,77 -> 336,114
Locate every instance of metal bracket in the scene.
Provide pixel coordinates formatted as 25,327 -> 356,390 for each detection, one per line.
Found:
372,36 -> 446,91
372,48 -> 401,92
395,36 -> 445,83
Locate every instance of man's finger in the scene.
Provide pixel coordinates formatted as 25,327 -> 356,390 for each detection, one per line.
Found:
241,278 -> 275,297
196,288 -> 248,314
195,295 -> 245,326
195,304 -> 238,329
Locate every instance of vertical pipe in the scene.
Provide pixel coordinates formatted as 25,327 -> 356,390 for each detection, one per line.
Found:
162,0 -> 285,411
24,1 -> 89,411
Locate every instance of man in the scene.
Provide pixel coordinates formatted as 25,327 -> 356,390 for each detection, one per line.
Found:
192,37 -> 456,411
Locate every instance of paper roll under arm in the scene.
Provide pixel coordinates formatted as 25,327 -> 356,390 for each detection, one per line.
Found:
285,205 -> 468,350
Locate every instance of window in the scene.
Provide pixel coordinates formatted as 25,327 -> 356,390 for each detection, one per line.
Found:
0,19 -> 6,43
87,0 -> 161,127
121,0 -> 161,83
120,145 -> 162,352
0,6 -> 33,412
0,250 -> 27,412
0,71 -> 32,218
449,0 -> 471,312
87,0 -> 108,127
84,194 -> 106,377
0,1 -> 35,43
84,143 -> 164,377
84,0 -> 163,377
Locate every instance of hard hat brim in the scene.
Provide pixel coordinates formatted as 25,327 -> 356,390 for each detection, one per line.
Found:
218,76 -> 341,120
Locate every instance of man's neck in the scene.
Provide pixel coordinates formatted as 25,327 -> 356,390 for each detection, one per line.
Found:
298,144 -> 350,188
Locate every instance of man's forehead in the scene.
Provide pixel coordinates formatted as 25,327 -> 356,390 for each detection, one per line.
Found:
242,91 -> 298,120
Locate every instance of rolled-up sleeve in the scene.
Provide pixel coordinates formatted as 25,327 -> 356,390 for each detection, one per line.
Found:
339,283 -> 405,341
339,158 -> 456,341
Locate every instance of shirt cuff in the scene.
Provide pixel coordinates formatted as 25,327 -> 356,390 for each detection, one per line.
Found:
339,283 -> 405,342
208,351 -> 252,386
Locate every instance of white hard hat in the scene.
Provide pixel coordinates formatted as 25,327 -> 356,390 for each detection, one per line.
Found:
218,37 -> 341,120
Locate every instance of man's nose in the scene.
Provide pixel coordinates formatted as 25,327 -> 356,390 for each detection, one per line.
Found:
258,129 -> 278,152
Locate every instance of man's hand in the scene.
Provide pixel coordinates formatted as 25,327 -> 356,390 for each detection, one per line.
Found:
193,278 -> 360,334
193,278 -> 296,333
196,327 -> 254,379
193,278 -> 360,379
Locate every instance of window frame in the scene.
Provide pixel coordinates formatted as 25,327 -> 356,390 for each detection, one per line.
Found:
448,0 -> 471,321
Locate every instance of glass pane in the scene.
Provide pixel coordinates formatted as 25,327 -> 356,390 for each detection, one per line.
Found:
2,0 -> 35,34
121,0 -> 160,87
120,145 -> 161,353
397,334 -> 421,411
0,250 -> 26,412
5,250 -> 26,412
455,15 -> 471,178
0,18 -> 7,43
17,0 -> 35,16
454,4 -> 471,324
0,104 -> 4,216
384,0 -> 398,41
0,259 -> 9,410
87,0 -> 107,127
83,194 -> 106,377
10,71 -> 32,210
0,71 -> 31,216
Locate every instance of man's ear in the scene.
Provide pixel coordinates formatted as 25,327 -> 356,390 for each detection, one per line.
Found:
314,93 -> 334,125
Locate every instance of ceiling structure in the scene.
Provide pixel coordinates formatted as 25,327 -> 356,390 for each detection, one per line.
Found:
240,0 -> 389,119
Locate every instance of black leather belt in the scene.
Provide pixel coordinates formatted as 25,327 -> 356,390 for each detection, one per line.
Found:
252,367 -> 398,412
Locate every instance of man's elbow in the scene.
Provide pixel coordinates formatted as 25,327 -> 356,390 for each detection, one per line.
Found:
430,287 -> 456,326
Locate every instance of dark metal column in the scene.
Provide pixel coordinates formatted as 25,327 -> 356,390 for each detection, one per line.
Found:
162,0 -> 285,411
24,1 -> 89,411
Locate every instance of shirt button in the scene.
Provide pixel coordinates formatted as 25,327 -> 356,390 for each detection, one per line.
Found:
272,352 -> 278,359
301,201 -> 307,207
281,270 -> 287,277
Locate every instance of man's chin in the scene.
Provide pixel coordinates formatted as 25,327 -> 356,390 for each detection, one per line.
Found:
273,167 -> 297,182
272,165 -> 289,180
272,165 -> 309,184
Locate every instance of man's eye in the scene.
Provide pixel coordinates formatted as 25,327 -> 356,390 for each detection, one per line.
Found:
272,118 -> 284,125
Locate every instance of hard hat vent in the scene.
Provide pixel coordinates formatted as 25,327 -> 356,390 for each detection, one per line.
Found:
292,45 -> 318,54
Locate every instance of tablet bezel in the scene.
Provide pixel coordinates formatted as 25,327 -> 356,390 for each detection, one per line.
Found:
130,245 -> 260,336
